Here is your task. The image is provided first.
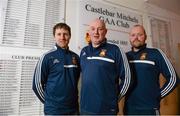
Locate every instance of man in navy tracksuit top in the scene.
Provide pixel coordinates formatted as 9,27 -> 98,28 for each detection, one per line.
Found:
32,23 -> 80,115
124,25 -> 179,115
80,19 -> 131,114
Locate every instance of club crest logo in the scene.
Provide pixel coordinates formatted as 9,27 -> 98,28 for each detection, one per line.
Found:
72,57 -> 77,65
140,52 -> 147,60
99,49 -> 107,57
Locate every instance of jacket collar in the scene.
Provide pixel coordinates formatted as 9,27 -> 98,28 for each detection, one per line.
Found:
89,38 -> 107,50
55,44 -> 69,53
131,44 -> 147,53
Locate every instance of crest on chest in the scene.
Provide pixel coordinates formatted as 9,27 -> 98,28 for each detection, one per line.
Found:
140,52 -> 147,60
72,56 -> 77,65
99,49 -> 107,57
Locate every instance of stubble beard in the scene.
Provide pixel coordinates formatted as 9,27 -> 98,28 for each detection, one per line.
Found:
131,40 -> 144,49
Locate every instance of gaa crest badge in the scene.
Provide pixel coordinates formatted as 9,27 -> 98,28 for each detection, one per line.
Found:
72,57 -> 77,65
99,49 -> 107,57
140,53 -> 147,60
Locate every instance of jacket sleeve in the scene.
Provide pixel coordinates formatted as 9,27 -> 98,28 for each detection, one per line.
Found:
32,55 -> 48,103
116,47 -> 131,100
157,49 -> 179,98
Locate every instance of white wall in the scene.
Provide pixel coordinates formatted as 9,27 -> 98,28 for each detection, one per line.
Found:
66,0 -> 180,75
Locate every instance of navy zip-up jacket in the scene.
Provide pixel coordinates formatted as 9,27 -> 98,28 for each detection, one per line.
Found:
32,44 -> 80,114
125,44 -> 179,111
80,41 -> 131,114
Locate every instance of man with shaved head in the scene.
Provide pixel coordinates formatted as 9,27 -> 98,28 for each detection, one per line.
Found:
124,24 -> 179,115
80,19 -> 131,114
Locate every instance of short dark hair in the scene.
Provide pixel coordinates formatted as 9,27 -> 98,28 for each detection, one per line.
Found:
53,23 -> 71,36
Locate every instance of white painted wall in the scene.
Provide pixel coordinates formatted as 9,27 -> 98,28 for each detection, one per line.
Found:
66,0 -> 180,75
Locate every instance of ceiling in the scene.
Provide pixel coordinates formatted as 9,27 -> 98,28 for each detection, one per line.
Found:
147,0 -> 180,15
